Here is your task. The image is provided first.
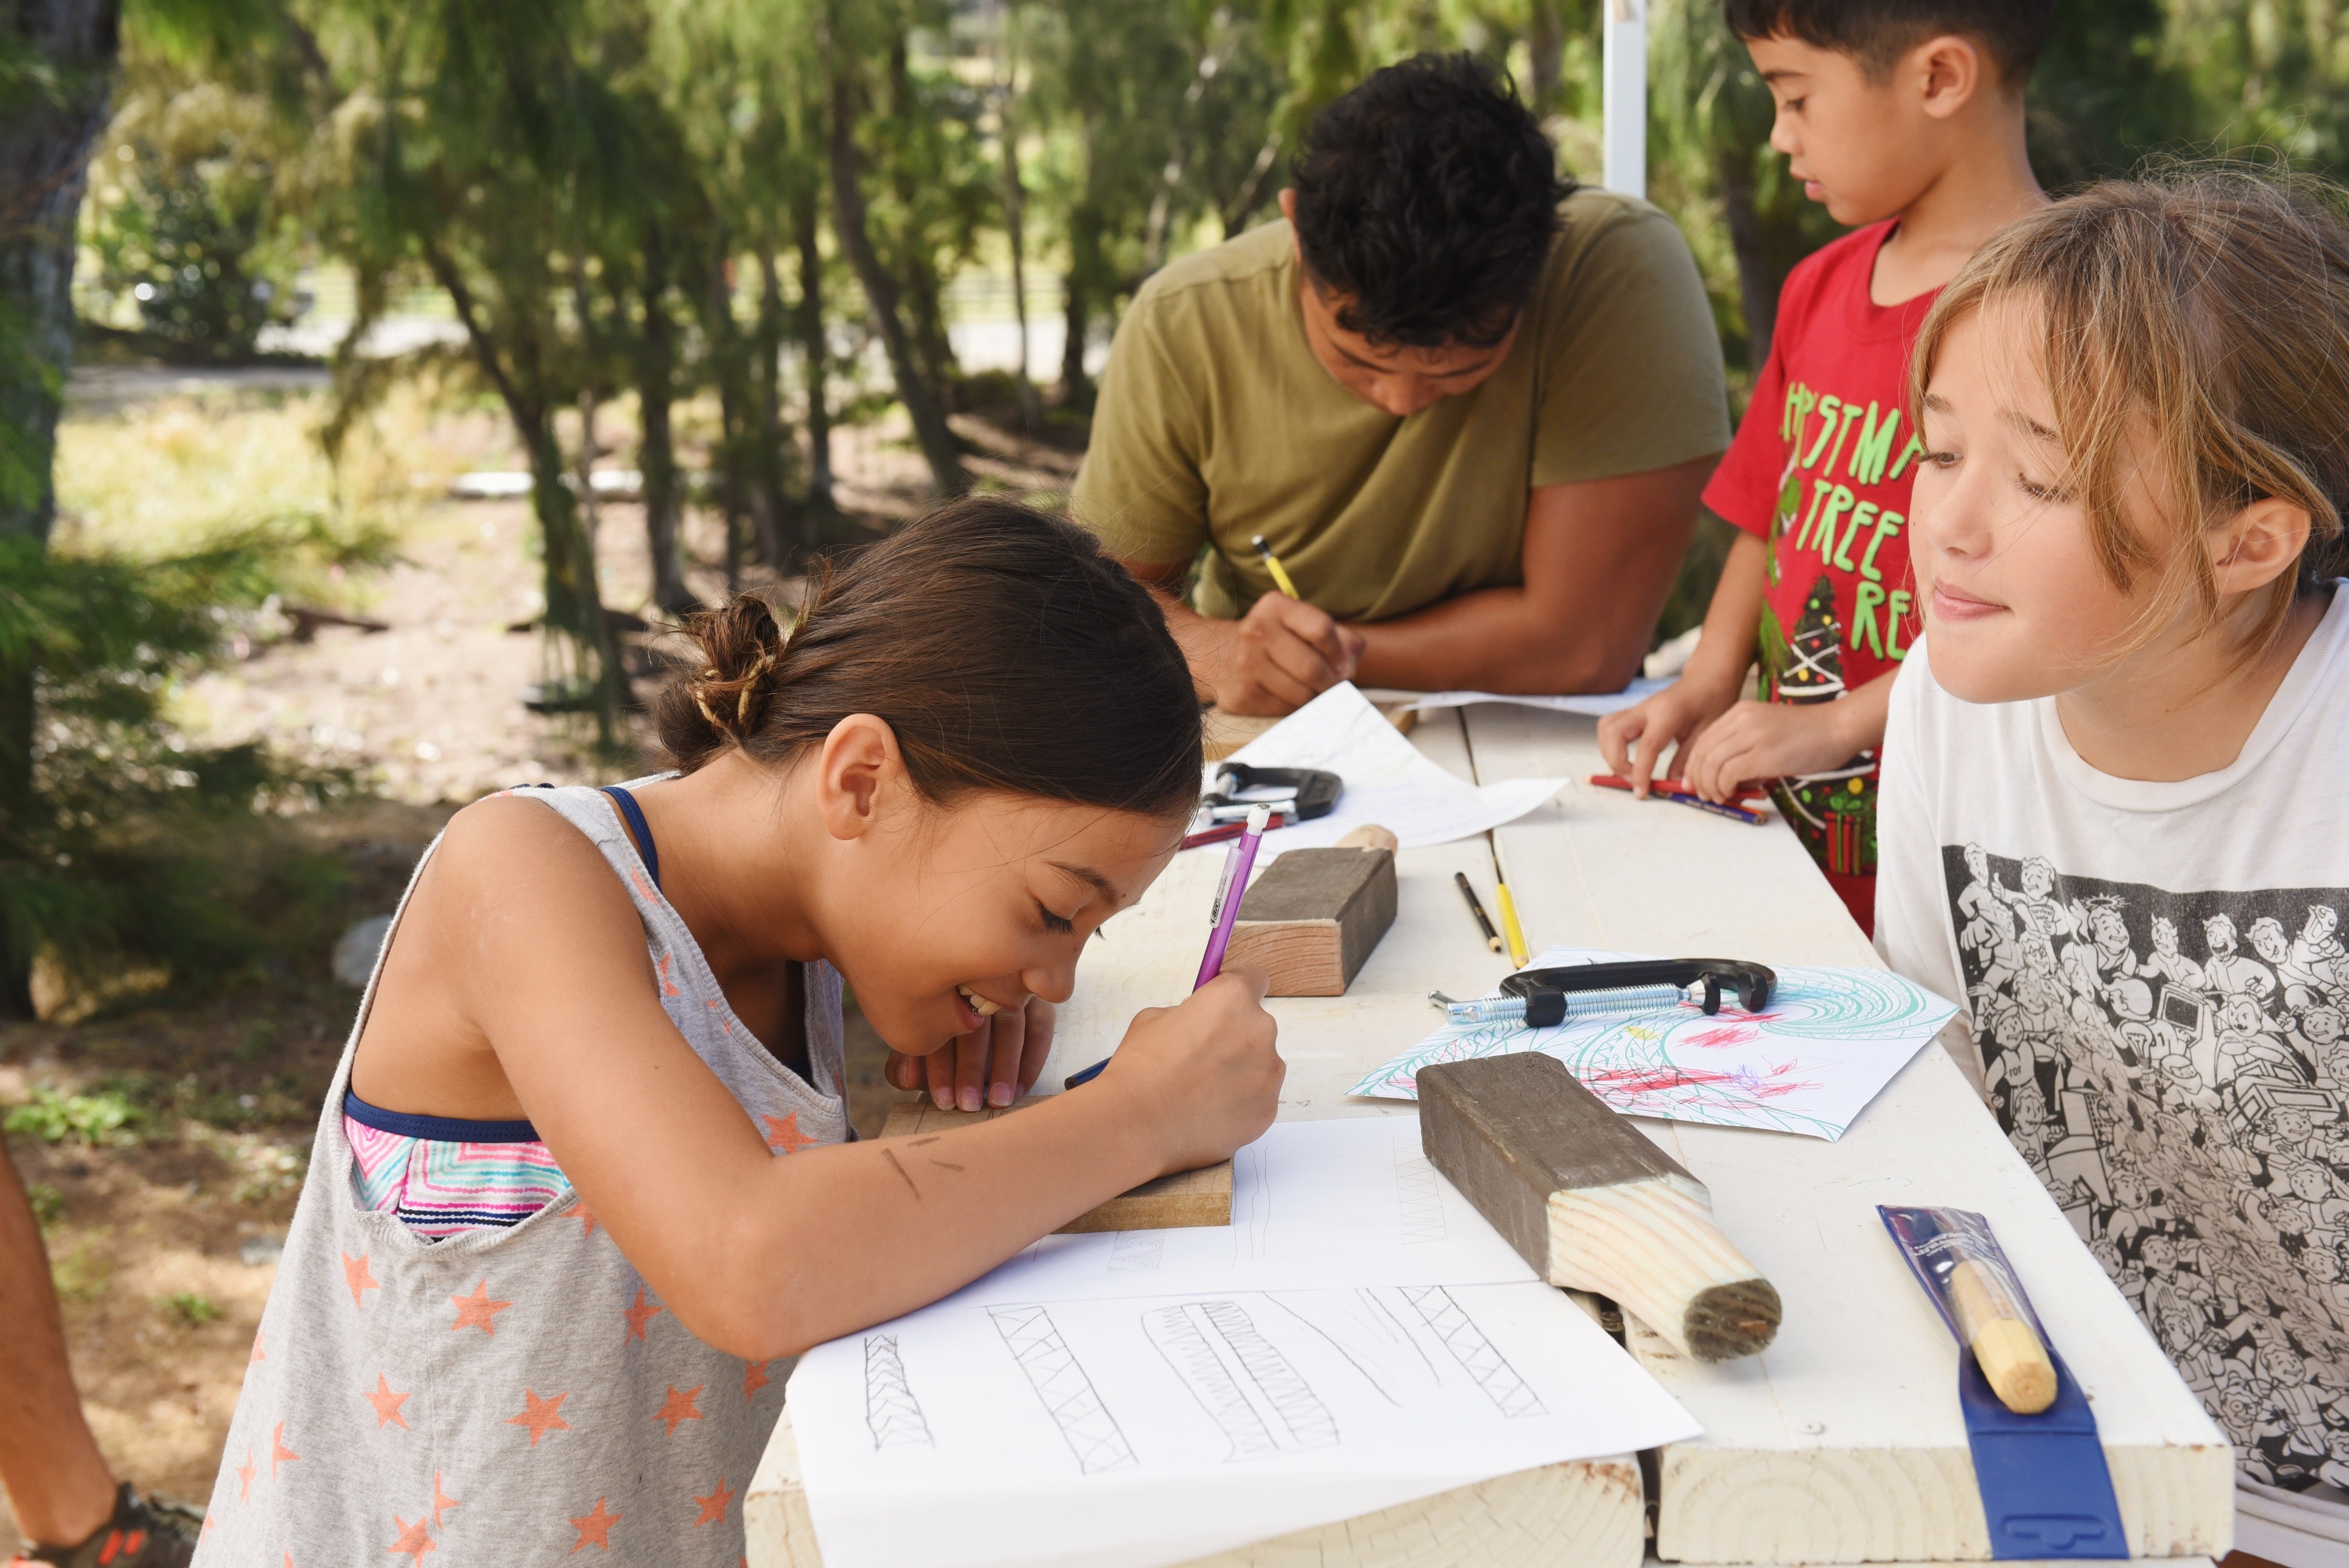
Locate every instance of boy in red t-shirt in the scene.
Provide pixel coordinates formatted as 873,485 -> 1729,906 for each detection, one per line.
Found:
1600,0 -> 2049,934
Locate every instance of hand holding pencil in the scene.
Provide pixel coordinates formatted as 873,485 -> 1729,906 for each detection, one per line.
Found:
1086,962 -> 1284,1175
1202,539 -> 1363,716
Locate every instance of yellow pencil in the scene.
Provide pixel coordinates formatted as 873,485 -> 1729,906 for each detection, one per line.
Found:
1250,534 -> 1301,599
1495,881 -> 1530,968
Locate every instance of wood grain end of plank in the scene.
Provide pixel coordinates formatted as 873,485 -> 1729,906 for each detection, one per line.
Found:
1656,1421 -> 2236,1562
1171,1456 -> 1645,1568
1547,1180 -> 1781,1363
745,1409 -> 826,1568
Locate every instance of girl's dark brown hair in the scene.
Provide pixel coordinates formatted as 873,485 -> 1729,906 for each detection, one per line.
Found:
655,497 -> 1203,819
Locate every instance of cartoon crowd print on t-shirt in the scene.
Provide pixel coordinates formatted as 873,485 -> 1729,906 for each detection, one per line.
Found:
1942,844 -> 2349,1492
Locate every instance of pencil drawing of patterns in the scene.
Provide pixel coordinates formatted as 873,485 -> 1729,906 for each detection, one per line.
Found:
1401,1287 -> 1547,1418
1392,1143 -> 1450,1243
988,1305 -> 1138,1476
1145,1301 -> 1339,1459
861,1335 -> 933,1450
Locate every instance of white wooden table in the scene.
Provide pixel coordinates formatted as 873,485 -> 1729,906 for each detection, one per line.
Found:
747,704 -> 2232,1568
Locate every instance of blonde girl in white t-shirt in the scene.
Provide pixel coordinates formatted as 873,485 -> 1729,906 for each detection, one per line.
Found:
1876,169 -> 2349,1563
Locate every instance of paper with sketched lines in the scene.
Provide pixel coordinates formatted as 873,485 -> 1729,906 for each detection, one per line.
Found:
790,1280 -> 1698,1568
1348,946 -> 1959,1140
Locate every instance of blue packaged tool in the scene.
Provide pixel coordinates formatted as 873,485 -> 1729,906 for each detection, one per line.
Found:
1878,1206 -> 2129,1560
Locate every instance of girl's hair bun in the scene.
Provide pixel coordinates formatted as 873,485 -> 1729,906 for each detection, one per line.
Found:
651,497 -> 1202,819
667,594 -> 790,759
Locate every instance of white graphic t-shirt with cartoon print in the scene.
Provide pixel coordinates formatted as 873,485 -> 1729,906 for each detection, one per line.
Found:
1877,589 -> 2349,1568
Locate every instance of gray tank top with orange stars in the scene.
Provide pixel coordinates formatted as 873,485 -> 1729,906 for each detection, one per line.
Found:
189,779 -> 847,1566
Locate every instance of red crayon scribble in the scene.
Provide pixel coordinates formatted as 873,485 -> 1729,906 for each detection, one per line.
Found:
1587,1063 -> 1815,1102
1681,1023 -> 1761,1049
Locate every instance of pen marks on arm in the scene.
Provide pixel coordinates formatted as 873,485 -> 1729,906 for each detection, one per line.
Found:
881,1146 -> 922,1198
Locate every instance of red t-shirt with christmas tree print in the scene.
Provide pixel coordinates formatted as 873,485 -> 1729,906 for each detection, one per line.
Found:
1701,220 -> 1937,937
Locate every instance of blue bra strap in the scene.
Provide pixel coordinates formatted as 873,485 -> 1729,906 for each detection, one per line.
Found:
599,785 -> 660,890
343,1089 -> 542,1145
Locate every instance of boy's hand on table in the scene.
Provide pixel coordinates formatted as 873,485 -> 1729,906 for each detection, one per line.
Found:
1091,964 -> 1284,1175
1204,594 -> 1364,715
885,996 -> 1055,1112
1597,668 -> 1743,793
1677,698 -> 1865,802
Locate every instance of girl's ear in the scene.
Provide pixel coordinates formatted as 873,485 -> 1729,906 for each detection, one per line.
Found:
815,713 -> 908,842
2209,496 -> 2314,598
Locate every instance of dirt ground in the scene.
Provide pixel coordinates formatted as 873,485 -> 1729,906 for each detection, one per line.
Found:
0,387 -> 1079,1552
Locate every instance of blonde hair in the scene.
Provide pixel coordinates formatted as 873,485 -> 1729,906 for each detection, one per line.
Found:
1910,166 -> 2349,666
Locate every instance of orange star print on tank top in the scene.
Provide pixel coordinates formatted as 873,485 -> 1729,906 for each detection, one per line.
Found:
189,779 -> 847,1566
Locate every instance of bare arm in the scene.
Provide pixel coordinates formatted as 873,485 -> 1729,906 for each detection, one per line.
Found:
410,800 -> 1282,1361
1350,455 -> 1712,693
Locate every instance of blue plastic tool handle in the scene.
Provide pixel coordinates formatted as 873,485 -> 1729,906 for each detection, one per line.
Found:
1960,1346 -> 2128,1559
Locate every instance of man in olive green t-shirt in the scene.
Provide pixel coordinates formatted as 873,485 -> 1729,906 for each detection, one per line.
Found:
1073,53 -> 1731,714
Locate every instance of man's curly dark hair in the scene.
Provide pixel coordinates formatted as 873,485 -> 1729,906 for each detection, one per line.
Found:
1290,53 -> 1575,350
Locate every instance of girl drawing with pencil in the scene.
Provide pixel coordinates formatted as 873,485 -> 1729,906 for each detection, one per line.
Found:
190,500 -> 1283,1567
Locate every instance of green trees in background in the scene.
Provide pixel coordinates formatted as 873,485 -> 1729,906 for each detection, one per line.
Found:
4,0 -> 2348,1014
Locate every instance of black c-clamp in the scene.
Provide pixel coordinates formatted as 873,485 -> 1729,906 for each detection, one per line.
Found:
1501,958 -> 1777,1029
1198,763 -> 1344,824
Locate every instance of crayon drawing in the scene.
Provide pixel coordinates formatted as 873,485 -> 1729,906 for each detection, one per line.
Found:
1346,947 -> 1958,1140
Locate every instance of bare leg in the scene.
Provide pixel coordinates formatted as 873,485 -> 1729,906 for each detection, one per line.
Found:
0,1139 -> 114,1549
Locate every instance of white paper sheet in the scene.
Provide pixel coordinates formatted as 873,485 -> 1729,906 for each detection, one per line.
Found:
1347,946 -> 1959,1140
934,1118 -> 1536,1308
1399,677 -> 1673,716
791,1279 -> 1699,1568
1219,682 -> 1564,855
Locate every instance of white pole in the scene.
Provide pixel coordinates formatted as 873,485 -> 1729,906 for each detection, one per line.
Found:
1602,0 -> 1648,199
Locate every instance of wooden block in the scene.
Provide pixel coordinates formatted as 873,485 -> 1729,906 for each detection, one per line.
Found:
1201,709 -> 1282,762
1223,846 -> 1397,996
747,1405 -> 1646,1568
1417,1053 -> 1781,1363
879,1097 -> 1232,1231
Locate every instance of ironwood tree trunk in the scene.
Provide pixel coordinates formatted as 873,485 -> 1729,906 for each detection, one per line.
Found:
427,247 -> 620,743
826,68 -> 966,493
1527,0 -> 1567,119
752,245 -> 797,567
1001,127 -> 1041,430
1059,195 -> 1104,410
1716,146 -> 1802,369
789,149 -> 834,511
636,227 -> 694,616
0,0 -> 121,1017
886,38 -> 957,398
702,240 -> 756,580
